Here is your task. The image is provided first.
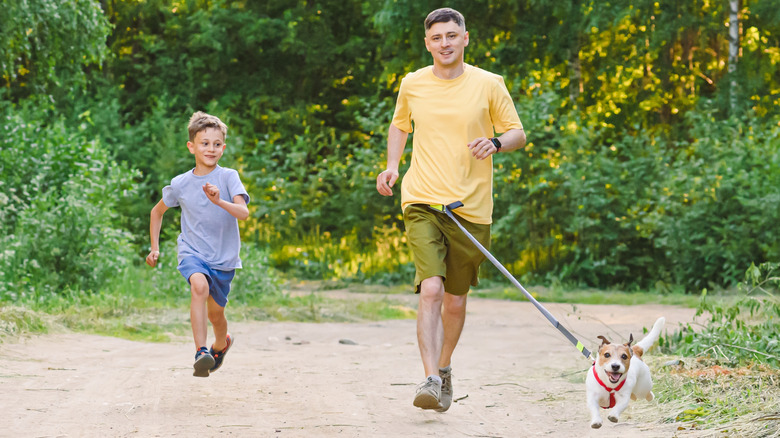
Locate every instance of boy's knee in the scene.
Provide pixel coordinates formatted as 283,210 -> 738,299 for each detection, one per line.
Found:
208,306 -> 226,323
189,274 -> 209,298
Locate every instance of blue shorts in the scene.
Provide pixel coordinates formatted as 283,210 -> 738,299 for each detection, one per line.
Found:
177,256 -> 235,307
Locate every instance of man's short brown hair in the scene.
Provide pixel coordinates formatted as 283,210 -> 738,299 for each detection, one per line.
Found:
424,8 -> 465,32
187,111 -> 227,141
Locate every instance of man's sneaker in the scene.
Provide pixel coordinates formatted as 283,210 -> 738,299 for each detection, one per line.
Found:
193,347 -> 214,377
413,376 -> 442,410
209,333 -> 234,373
436,366 -> 453,412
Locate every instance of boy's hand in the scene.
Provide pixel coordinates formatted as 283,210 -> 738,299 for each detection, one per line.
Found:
146,250 -> 160,267
203,183 -> 220,204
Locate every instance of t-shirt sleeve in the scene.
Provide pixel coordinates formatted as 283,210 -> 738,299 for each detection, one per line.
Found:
489,76 -> 524,134
161,183 -> 179,208
226,169 -> 250,204
391,77 -> 413,133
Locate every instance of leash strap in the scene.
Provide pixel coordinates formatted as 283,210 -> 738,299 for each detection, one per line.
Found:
429,201 -> 593,361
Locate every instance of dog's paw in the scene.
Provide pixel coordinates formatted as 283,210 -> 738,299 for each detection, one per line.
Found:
591,421 -> 603,429
608,415 -> 619,423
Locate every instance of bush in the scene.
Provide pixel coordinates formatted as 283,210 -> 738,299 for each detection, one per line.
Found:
666,262 -> 780,367
0,103 -> 139,300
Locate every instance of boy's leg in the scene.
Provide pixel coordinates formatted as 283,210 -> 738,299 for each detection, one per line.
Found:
207,296 -> 228,352
190,273 -> 210,349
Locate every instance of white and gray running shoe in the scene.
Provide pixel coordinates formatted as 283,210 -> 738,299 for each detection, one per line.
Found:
413,376 -> 442,410
437,366 -> 453,412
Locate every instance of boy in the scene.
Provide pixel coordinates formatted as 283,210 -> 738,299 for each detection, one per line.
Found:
146,111 -> 250,377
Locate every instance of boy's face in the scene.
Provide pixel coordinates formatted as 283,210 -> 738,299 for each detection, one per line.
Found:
187,127 -> 226,170
424,20 -> 469,68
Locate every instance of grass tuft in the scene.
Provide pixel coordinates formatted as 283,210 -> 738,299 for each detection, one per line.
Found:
654,357 -> 780,437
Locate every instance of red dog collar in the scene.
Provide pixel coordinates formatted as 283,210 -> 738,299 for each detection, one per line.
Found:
592,365 -> 626,409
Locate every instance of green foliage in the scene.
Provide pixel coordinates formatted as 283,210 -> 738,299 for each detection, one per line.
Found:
492,91 -> 780,290
0,103 -> 139,299
666,263 -> 780,367
0,0 -> 110,102
3,0 -> 780,296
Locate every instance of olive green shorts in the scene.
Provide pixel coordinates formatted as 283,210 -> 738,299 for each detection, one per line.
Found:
403,204 -> 491,296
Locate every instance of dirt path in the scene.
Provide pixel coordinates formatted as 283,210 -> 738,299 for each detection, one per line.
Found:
2,296 -> 699,437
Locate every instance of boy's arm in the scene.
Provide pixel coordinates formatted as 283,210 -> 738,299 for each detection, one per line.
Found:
146,200 -> 169,267
202,183 -> 249,220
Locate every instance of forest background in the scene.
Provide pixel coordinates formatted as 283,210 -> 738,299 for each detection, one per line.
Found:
3,2 -> 780,434
1,0 -> 779,301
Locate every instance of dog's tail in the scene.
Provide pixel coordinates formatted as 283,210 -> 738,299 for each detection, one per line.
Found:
633,317 -> 665,357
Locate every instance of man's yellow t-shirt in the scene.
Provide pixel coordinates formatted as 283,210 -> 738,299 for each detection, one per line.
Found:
391,64 -> 523,224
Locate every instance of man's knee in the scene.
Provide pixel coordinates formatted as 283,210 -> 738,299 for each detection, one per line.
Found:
419,277 -> 444,300
443,295 -> 467,316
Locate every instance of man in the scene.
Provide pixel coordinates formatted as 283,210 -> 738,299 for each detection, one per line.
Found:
376,8 -> 526,412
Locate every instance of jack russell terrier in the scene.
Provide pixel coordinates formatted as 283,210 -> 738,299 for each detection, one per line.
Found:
586,317 -> 665,428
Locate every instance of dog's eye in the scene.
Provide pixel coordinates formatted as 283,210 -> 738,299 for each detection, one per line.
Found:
604,353 -> 610,358
621,354 -> 628,360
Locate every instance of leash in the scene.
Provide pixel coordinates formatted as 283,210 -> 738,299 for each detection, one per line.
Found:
429,201 -> 593,361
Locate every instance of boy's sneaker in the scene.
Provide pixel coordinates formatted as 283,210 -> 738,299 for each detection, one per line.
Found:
413,376 -> 442,410
193,347 -> 214,377
209,333 -> 234,373
436,366 -> 453,412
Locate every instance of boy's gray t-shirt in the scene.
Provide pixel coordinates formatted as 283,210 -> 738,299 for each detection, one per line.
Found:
162,165 -> 250,270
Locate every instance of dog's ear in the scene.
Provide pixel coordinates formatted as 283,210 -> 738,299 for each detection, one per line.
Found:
625,333 -> 634,348
597,335 -> 610,346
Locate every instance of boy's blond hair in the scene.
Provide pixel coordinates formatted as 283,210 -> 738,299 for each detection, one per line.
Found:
187,111 -> 227,141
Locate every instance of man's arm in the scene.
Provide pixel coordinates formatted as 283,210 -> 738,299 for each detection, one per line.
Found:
376,124 -> 409,196
467,128 -> 526,160
202,183 -> 249,220
146,200 -> 169,267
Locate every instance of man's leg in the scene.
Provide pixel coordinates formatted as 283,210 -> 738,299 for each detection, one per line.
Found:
438,292 -> 467,369
413,276 -> 446,409
207,296 -> 228,352
436,292 -> 467,412
417,276 -> 445,377
190,273 -> 210,349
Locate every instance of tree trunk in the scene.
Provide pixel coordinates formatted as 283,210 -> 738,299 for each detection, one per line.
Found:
568,40 -> 583,104
728,0 -> 739,112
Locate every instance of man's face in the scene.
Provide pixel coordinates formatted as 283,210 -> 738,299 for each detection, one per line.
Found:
424,20 -> 469,68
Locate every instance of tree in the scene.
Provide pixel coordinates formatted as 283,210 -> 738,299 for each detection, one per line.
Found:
0,0 -> 110,102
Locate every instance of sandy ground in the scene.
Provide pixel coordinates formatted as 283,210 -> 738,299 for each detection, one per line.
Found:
1,295 -> 700,437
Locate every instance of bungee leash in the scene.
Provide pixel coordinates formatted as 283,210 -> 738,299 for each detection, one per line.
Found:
429,201 -> 593,361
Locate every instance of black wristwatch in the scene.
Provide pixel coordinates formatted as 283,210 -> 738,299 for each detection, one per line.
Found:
490,137 -> 502,152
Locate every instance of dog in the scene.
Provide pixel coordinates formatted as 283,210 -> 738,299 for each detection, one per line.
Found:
586,317 -> 665,428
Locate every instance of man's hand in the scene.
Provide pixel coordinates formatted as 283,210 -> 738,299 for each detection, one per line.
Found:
376,169 -> 399,196
203,183 -> 220,204
467,137 -> 498,160
146,250 -> 160,267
